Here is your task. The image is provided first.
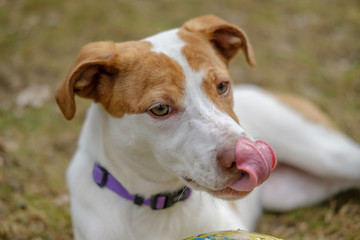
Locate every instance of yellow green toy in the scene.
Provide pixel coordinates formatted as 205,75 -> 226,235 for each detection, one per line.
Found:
183,230 -> 282,240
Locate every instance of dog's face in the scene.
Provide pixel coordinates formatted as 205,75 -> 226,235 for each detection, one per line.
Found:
56,15 -> 275,200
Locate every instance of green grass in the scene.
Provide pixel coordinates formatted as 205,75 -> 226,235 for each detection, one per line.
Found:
0,0 -> 359,239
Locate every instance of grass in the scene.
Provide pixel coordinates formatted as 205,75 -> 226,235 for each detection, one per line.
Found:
0,0 -> 359,239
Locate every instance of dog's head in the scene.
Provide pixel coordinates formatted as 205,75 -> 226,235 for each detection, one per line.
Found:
56,15 -> 276,200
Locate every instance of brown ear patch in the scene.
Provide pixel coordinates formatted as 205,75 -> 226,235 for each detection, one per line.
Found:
181,15 -> 256,67
212,28 -> 243,60
104,41 -> 186,118
56,40 -> 186,120
178,28 -> 227,72
178,18 -> 242,123
55,41 -> 120,120
56,15 -> 253,121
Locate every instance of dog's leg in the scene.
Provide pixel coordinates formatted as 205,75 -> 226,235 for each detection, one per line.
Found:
259,164 -> 358,211
233,86 -> 360,209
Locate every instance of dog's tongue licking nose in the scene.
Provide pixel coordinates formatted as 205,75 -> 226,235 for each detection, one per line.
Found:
230,138 -> 277,192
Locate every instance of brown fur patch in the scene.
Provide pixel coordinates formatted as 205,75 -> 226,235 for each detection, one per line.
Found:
108,41 -> 186,117
182,15 -> 256,67
55,41 -> 120,120
202,68 -> 239,122
56,40 -> 185,119
178,27 -> 228,71
178,27 -> 239,122
56,15 -> 254,122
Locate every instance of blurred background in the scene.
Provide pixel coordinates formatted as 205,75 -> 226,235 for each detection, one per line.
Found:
0,0 -> 359,239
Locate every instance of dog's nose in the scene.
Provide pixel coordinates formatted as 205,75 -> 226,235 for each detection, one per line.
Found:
217,137 -> 277,192
217,147 -> 238,173
216,143 -> 256,181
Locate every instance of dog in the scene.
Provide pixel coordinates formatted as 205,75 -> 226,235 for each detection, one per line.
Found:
55,15 -> 360,239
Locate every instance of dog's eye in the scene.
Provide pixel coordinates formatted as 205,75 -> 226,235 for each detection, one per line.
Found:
217,82 -> 230,95
150,104 -> 170,117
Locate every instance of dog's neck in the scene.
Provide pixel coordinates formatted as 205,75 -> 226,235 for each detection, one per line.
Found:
79,103 -> 183,197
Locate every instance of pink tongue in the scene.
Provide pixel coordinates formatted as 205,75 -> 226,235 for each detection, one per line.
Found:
230,138 -> 277,192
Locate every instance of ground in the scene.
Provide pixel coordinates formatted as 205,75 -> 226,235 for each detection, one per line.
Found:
0,0 -> 359,239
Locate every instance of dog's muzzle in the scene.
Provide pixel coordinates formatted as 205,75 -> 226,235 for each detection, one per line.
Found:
217,137 -> 277,192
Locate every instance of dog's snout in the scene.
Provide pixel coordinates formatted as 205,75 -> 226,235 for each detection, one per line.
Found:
216,138 -> 277,192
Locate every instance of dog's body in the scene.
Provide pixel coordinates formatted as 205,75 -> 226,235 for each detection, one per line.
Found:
56,15 -> 360,239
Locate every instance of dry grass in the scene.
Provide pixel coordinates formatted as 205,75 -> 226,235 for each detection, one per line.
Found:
0,0 -> 359,239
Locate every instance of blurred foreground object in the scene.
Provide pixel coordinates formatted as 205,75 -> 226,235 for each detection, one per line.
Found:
183,230 -> 282,240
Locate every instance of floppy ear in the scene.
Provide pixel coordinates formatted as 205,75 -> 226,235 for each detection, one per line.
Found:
182,15 -> 256,67
55,41 -> 119,120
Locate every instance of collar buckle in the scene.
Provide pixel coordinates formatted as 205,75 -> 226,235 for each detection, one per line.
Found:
134,194 -> 145,206
150,187 -> 191,210
95,165 -> 108,187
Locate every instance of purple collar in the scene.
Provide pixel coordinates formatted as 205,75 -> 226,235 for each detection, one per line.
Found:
92,164 -> 192,210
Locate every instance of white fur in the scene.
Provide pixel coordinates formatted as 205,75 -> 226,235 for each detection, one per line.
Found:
67,29 -> 360,239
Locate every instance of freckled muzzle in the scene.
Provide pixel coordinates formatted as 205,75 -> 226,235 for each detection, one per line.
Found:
229,138 -> 277,192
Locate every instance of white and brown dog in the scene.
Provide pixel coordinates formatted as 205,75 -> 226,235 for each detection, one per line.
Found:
56,15 -> 360,239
